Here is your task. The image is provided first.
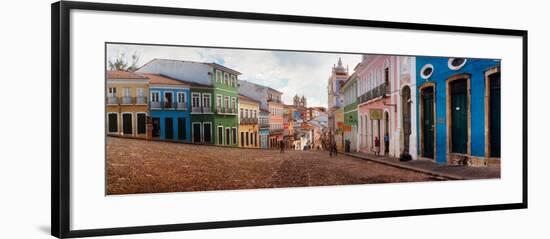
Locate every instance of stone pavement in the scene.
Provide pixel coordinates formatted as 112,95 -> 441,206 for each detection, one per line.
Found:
345,152 -> 500,180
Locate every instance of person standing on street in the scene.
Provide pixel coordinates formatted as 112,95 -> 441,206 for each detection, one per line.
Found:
279,140 -> 285,154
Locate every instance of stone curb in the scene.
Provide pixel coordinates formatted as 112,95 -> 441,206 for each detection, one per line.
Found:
344,152 -> 466,180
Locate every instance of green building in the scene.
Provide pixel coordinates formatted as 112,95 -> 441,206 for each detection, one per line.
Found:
341,72 -> 358,152
137,59 -> 240,147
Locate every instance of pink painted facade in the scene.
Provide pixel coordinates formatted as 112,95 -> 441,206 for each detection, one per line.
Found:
356,55 -> 417,159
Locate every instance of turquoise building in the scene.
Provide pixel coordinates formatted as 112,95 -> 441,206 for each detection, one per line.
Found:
415,57 -> 501,166
144,73 -> 191,141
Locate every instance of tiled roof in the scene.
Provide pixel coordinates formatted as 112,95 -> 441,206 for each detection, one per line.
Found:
141,73 -> 190,86
106,70 -> 148,79
239,94 -> 261,104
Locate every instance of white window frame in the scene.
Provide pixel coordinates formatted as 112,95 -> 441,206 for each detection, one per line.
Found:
224,96 -> 230,109
191,92 -> 201,108
231,75 -> 236,87
108,87 -> 117,97
217,125 -> 224,145
224,72 -> 229,85
420,64 -> 434,79
217,94 -> 223,108
216,70 -> 222,83
202,93 -> 211,109
448,58 -> 468,70
231,97 -> 237,112
150,91 -> 160,103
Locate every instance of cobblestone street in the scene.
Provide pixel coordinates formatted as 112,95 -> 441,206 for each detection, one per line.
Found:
107,137 -> 443,195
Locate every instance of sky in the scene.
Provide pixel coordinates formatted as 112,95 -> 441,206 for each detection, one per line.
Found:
107,44 -> 362,108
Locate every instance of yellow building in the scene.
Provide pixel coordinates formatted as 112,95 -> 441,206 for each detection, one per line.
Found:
106,71 -> 150,138
334,107 -> 345,152
238,95 -> 260,148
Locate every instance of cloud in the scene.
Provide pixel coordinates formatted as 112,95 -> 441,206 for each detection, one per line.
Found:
107,44 -> 362,108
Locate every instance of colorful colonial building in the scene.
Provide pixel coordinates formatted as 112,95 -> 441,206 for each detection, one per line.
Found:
327,58 -> 349,146
258,109 -> 270,148
238,80 -> 284,149
238,95 -> 260,148
106,71 -> 149,138
341,72 -> 358,152
144,73 -> 191,141
415,57 -> 500,166
136,59 -> 240,147
356,55 -> 417,158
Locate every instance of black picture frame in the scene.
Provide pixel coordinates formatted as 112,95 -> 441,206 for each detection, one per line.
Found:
51,1 -> 528,238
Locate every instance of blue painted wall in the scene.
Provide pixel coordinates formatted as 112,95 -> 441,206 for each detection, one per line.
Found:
149,87 -> 191,141
415,57 -> 500,163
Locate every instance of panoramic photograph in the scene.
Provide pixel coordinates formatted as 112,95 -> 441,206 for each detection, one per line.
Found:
105,43 -> 501,195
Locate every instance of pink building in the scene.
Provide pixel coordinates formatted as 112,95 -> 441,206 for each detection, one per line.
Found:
356,55 -> 417,159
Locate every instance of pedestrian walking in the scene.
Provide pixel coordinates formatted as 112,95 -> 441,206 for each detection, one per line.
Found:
279,140 -> 285,153
373,136 -> 380,156
332,141 -> 338,156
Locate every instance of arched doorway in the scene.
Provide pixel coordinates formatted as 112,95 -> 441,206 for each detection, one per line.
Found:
384,111 -> 390,155
402,86 -> 411,154
420,85 -> 435,159
449,78 -> 469,154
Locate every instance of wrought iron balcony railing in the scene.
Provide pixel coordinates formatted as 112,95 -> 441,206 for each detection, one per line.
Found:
357,83 -> 388,104
150,101 -> 188,110
107,96 -> 148,105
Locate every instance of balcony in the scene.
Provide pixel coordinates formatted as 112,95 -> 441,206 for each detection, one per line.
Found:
267,98 -> 282,104
149,101 -> 188,110
357,83 -> 388,104
240,117 -> 258,125
216,107 -> 237,115
107,96 -> 148,105
191,106 -> 212,114
107,96 -> 118,104
259,121 -> 269,128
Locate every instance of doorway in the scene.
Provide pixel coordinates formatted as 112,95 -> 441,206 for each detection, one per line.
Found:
402,86 -> 411,153
421,86 -> 435,158
450,79 -> 468,154
165,117 -> 173,140
489,72 -> 501,157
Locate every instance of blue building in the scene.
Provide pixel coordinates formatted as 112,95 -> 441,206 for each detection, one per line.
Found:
415,57 -> 501,166
144,74 -> 191,142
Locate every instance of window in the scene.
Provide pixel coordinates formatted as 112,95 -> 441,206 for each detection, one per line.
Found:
216,70 -> 222,83
224,96 -> 230,109
245,109 -> 249,118
136,88 -> 144,97
151,92 -> 160,102
108,87 -> 117,96
224,73 -> 229,85
217,94 -> 223,108
420,64 -> 434,79
192,93 -> 200,108
202,93 -> 211,109
122,87 -> 131,97
448,58 -> 467,70
231,97 -> 237,112
177,92 -> 185,103
231,75 -> 236,87
240,108 -> 244,118
108,113 -> 118,133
